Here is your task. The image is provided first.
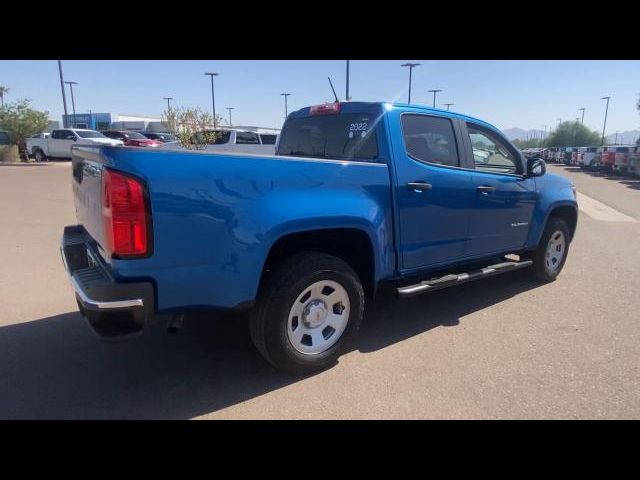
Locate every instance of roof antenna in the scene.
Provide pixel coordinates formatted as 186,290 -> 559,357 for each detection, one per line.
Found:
328,77 -> 339,103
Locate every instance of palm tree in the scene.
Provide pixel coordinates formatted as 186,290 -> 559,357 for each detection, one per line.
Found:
0,85 -> 8,107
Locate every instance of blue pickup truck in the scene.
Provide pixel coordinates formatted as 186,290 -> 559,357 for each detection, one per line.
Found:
61,101 -> 578,373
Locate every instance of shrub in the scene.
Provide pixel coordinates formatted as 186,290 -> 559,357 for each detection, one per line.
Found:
0,144 -> 19,162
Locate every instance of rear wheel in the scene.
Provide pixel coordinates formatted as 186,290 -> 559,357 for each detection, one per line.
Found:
529,216 -> 570,283
249,252 -> 364,374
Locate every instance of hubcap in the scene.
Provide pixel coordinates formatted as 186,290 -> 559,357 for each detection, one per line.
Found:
287,280 -> 350,355
545,230 -> 566,274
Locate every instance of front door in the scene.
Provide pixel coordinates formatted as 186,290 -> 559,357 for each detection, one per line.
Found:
51,129 -> 76,157
463,122 -> 537,257
393,113 -> 475,270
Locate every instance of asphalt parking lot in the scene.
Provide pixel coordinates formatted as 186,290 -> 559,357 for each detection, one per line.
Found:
1,161 -> 639,419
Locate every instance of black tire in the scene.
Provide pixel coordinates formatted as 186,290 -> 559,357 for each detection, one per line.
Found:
249,252 -> 364,375
34,149 -> 46,162
528,216 -> 571,283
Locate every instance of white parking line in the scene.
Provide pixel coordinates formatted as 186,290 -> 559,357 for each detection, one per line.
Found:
576,192 -> 638,223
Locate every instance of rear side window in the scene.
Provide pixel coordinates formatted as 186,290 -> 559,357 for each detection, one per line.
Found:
277,113 -> 379,161
235,131 -> 260,144
401,114 -> 459,167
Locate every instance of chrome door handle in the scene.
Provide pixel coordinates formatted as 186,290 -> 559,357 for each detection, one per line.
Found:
407,182 -> 432,192
477,185 -> 496,193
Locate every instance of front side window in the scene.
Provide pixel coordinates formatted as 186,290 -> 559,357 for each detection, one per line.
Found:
51,130 -> 69,139
401,114 -> 459,167
467,125 -> 520,174
235,131 -> 260,144
259,134 -> 278,145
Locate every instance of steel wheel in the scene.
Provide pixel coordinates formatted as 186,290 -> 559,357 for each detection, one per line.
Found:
545,230 -> 566,274
34,150 -> 44,162
286,280 -> 350,355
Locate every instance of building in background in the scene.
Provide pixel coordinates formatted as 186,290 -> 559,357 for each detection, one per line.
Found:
62,113 -> 161,131
46,121 -> 60,132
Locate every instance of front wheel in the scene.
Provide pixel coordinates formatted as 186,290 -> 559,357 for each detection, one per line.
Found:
34,149 -> 46,162
528,216 -> 571,283
249,252 -> 364,374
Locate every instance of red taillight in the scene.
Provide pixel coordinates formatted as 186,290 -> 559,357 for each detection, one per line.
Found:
102,169 -> 149,257
310,103 -> 341,115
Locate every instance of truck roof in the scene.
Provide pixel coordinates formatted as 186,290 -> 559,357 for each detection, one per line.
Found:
288,101 -> 497,132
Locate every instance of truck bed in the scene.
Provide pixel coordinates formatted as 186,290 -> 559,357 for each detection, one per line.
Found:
71,145 -> 394,311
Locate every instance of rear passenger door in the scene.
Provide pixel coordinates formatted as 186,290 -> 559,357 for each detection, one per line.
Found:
393,113 -> 475,270
462,122 -> 537,257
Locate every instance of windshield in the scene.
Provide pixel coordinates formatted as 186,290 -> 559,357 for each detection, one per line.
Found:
277,113 -> 379,161
76,130 -> 107,139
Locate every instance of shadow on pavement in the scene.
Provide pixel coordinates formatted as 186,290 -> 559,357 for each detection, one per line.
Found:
0,272 -> 541,419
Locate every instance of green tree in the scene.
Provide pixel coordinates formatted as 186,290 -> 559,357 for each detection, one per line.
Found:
161,106 -> 224,150
0,85 -> 8,107
545,121 -> 602,148
0,99 -> 50,161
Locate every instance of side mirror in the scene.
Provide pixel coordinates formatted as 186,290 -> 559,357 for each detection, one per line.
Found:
528,158 -> 546,177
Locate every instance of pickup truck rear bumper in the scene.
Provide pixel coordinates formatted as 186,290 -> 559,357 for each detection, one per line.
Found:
61,225 -> 155,340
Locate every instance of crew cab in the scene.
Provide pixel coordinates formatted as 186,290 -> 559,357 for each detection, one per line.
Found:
61,101 -> 578,374
27,128 -> 123,161
101,130 -> 163,147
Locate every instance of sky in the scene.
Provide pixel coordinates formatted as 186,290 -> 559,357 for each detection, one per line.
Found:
1,60 -> 639,133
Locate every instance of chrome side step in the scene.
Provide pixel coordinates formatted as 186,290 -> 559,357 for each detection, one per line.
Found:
396,260 -> 533,298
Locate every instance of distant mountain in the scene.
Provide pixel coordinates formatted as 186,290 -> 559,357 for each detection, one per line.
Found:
503,127 -> 546,141
504,127 -> 640,145
605,130 -> 640,145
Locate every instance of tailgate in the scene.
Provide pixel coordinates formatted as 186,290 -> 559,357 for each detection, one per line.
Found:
71,146 -> 109,257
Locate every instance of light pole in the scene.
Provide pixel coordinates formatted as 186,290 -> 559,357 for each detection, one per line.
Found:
64,81 -> 78,127
163,97 -> 173,110
345,60 -> 351,101
57,61 -> 69,128
557,118 -> 562,128
443,103 -> 454,111
578,107 -> 585,124
280,93 -> 291,118
204,72 -> 219,129
428,89 -> 442,108
601,96 -> 610,146
400,63 -> 420,104
226,107 -> 234,127
543,125 -> 547,146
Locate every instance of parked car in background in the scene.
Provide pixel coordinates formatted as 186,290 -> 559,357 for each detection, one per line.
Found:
613,146 -> 632,174
599,146 -> 617,171
101,130 -> 162,147
578,147 -> 598,169
0,130 -> 11,146
570,147 -> 580,165
26,128 -> 123,161
140,132 -> 178,143
157,128 -> 276,154
628,146 -> 640,177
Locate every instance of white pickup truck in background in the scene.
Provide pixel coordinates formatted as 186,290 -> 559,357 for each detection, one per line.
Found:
27,128 -> 123,161
157,128 -> 278,155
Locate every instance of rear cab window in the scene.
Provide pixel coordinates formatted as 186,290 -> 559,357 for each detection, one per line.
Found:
277,111 -> 379,162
